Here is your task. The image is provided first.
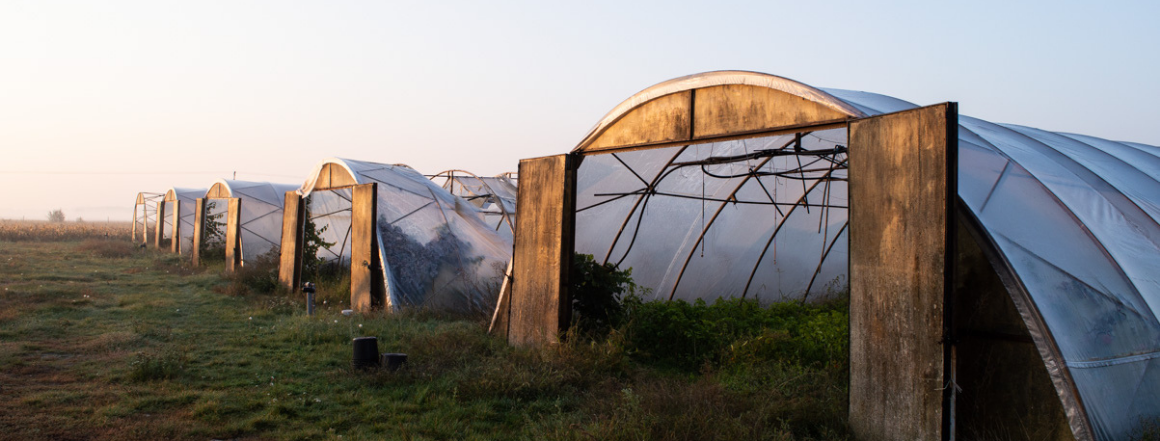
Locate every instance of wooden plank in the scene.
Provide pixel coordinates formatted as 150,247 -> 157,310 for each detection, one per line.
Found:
278,192 -> 304,291
206,182 -> 229,198
225,198 -> 242,274
693,84 -> 851,139
192,198 -> 206,266
848,103 -> 956,441
350,183 -> 381,311
154,201 -> 166,249
586,91 -> 692,153
171,200 -> 181,253
488,259 -> 514,338
509,154 -> 575,347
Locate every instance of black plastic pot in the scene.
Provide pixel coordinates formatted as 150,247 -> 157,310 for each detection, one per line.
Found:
352,337 -> 380,370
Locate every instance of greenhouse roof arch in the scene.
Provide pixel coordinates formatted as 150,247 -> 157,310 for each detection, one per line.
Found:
429,169 -> 518,239
515,71 -> 1160,440
158,187 -> 205,254
198,179 -> 299,267
286,157 -> 513,313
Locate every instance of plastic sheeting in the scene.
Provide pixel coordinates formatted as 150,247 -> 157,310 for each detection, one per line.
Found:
164,187 -> 205,254
433,171 -> 518,240
575,129 -> 849,303
204,180 -> 299,265
298,158 -> 513,313
572,71 -> 1160,439
825,89 -> 1160,441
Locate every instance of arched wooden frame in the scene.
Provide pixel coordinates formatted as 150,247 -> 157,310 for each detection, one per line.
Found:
279,161 -> 385,312
132,192 -> 163,244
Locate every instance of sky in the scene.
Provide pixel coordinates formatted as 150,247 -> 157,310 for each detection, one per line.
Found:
1,0 -> 1157,221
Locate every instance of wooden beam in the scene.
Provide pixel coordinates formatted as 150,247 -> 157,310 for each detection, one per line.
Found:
848,103 -> 957,441
278,192 -> 304,291
154,200 -> 166,249
508,154 -> 576,347
225,198 -> 242,274
192,198 -> 206,266
350,183 -> 382,311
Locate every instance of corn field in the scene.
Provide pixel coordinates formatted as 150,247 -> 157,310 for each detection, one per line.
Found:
0,220 -> 133,242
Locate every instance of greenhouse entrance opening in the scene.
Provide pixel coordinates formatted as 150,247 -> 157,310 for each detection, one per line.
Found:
132,192 -> 163,245
304,186 -> 358,295
281,158 -> 512,314
574,128 -> 849,304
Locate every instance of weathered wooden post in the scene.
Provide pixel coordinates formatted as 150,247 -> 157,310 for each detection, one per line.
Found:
224,198 -> 242,273
499,154 -> 576,347
279,191 -> 304,291
154,199 -> 166,249
848,103 -> 957,441
191,198 -> 206,266
170,200 -> 181,253
350,183 -> 384,311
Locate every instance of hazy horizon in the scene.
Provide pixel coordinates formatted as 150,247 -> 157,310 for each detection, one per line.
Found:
3,1 -> 1158,221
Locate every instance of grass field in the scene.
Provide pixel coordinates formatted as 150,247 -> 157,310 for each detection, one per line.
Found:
0,238 -> 850,441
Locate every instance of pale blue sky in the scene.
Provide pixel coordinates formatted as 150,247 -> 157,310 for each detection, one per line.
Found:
1,0 -> 1157,220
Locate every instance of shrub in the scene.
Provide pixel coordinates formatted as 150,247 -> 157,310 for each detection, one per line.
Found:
570,253 -> 641,336
621,296 -> 849,371
222,248 -> 282,295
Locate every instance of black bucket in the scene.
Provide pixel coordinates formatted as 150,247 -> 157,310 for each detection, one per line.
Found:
382,353 -> 408,371
352,337 -> 380,370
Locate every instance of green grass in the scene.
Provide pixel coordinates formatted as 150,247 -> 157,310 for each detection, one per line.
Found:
0,240 -> 852,440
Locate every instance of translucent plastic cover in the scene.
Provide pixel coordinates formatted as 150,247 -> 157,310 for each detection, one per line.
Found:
830,91 -> 1160,441
575,129 -> 849,304
165,187 -> 205,255
203,180 -> 299,265
299,158 -> 513,313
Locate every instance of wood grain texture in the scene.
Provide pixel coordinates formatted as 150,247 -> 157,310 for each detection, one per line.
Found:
278,192 -> 303,291
509,155 -> 575,347
586,91 -> 691,153
224,198 -> 241,274
848,103 -> 954,441
191,198 -> 206,266
207,182 -> 230,198
693,84 -> 850,139
154,201 -> 165,249
350,183 -> 380,312
170,200 -> 181,254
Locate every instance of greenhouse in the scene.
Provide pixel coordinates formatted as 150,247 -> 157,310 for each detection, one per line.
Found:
192,179 -> 299,269
499,71 -> 1159,441
278,158 -> 512,313
157,187 -> 206,254
131,191 -> 163,245
429,170 -> 518,239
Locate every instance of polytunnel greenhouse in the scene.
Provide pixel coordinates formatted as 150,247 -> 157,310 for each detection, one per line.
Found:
499,71 -> 1160,441
157,187 -> 205,254
131,191 -> 163,244
193,179 -> 299,268
429,170 -> 518,239
278,158 -> 512,313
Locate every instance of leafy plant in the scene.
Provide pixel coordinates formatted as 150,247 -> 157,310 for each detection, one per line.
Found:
570,253 -> 640,336
200,200 -> 227,261
301,196 -> 336,280
47,209 -> 65,223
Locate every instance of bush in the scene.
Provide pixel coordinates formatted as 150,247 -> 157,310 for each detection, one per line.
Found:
570,253 -> 640,336
622,295 -> 849,371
